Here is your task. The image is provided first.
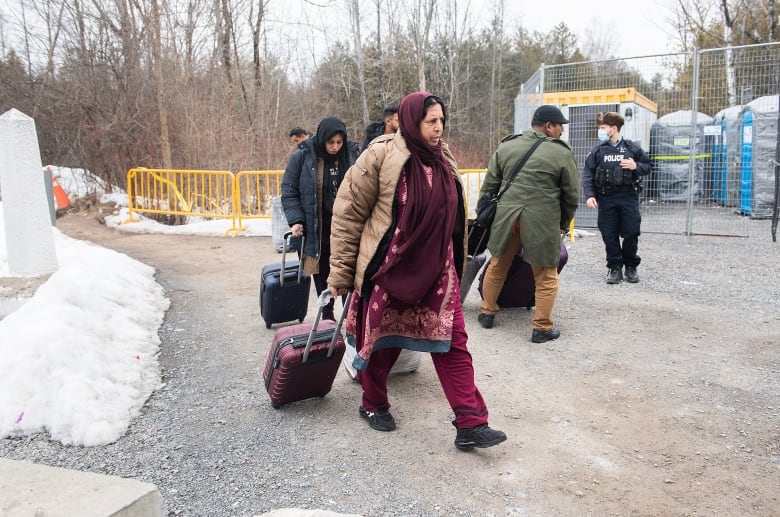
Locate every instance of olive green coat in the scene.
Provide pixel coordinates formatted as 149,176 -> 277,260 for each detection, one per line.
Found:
481,130 -> 579,267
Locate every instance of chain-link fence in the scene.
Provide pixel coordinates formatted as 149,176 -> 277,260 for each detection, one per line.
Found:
516,43 -> 780,238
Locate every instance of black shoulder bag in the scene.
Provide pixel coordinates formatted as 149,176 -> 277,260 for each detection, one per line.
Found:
468,138 -> 545,256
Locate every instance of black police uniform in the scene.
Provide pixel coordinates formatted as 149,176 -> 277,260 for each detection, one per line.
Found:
582,138 -> 652,272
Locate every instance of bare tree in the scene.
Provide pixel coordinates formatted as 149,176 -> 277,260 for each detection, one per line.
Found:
19,0 -> 32,76
0,0 -> 611,180
214,0 -> 233,81
406,0 -> 437,91
487,1 -> 504,146
251,0 -> 268,92
374,0 -> 385,100
346,0 -> 370,125
719,0 -> 738,105
150,0 -> 172,168
673,0 -> 779,105
432,0 -> 475,128
582,24 -> 613,61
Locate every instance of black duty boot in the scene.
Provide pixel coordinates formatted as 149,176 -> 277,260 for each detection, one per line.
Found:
606,267 -> 623,284
624,266 -> 639,283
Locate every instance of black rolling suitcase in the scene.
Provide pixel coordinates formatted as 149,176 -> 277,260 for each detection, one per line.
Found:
263,290 -> 351,408
478,242 -> 568,309
260,233 -> 311,328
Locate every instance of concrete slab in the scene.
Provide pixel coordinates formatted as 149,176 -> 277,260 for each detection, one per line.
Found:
260,511 -> 363,517
0,458 -> 163,517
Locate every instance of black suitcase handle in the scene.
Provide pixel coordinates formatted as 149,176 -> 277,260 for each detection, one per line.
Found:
302,289 -> 353,364
280,231 -> 304,287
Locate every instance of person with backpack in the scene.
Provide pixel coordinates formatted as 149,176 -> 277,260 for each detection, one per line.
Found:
582,111 -> 652,284
360,104 -> 399,152
288,127 -> 310,148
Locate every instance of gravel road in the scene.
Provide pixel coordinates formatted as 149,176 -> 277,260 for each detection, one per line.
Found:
2,207 -> 779,516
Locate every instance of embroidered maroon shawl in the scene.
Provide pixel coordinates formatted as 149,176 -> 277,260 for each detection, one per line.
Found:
370,92 -> 457,305
345,170 -> 460,368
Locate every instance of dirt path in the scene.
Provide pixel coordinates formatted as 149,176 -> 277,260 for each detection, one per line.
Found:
17,208 -> 780,515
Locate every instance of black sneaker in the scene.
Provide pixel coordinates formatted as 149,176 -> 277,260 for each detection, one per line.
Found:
477,313 -> 494,329
624,266 -> 639,283
531,327 -> 561,343
454,424 -> 507,450
606,267 -> 623,284
359,406 -> 396,432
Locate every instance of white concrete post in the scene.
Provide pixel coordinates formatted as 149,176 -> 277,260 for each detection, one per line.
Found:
0,109 -> 59,276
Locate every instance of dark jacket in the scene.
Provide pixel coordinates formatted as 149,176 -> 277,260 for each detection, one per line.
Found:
360,122 -> 386,152
582,138 -> 652,199
281,138 -> 360,263
481,130 -> 579,267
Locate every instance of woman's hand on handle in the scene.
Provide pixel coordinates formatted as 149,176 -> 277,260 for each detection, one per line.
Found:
329,286 -> 348,298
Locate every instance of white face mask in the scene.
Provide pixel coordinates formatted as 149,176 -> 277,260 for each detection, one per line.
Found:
597,128 -> 609,143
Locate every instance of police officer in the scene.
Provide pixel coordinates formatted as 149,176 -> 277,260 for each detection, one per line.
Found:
582,111 -> 651,284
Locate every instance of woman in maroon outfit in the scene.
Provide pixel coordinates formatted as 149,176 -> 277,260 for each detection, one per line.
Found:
328,91 -> 506,451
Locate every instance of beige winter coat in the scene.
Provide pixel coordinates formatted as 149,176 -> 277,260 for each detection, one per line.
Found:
327,132 -> 467,295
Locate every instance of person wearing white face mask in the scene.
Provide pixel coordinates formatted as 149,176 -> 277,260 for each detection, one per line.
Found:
582,111 -> 652,284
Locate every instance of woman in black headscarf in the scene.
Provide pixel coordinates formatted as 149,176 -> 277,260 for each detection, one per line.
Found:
281,116 -> 359,320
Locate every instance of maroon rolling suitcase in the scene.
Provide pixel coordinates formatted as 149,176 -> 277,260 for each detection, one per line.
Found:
478,242 -> 568,309
263,290 -> 352,408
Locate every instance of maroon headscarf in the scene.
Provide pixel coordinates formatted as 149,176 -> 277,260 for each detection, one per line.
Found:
372,91 -> 458,305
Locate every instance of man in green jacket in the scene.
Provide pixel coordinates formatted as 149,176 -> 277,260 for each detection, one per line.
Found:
478,105 -> 579,343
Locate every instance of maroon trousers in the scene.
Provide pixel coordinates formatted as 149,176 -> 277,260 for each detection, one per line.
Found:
359,300 -> 489,430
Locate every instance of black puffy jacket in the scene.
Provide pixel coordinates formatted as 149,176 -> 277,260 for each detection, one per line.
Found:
281,138 -> 360,259
360,122 -> 385,152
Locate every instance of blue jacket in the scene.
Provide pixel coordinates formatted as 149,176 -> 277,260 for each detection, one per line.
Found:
281,138 -> 359,260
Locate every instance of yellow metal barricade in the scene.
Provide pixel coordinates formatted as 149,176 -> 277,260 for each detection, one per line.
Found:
121,167 -> 576,240
232,170 -> 284,234
124,167 -> 237,235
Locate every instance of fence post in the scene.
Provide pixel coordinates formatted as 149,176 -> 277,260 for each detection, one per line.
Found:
685,50 -> 701,238
772,92 -> 780,242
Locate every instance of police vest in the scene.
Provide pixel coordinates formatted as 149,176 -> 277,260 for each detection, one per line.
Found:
594,141 -> 640,195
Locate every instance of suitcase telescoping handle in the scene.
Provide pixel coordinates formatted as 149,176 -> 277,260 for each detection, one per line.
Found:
279,231 -> 304,287
302,289 -> 353,364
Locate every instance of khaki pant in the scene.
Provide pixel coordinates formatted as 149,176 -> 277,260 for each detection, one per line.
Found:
479,228 -> 559,331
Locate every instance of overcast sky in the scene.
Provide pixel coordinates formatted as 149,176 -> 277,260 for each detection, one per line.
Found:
1,0 -> 682,79
271,0 -> 682,55
263,0 -> 682,81
495,0 -> 680,57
